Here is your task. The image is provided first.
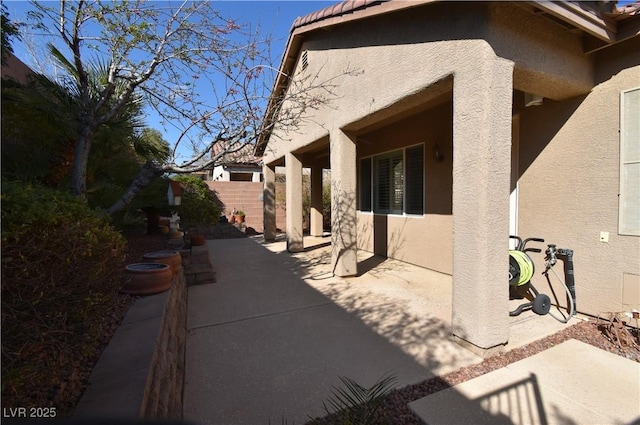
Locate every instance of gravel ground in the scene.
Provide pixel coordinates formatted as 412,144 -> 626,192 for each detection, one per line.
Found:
309,318 -> 640,424
66,232 -> 171,414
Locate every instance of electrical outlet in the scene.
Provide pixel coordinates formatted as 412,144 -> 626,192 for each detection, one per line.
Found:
599,231 -> 609,243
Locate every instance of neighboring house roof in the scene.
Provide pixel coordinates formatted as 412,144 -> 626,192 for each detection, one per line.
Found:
182,141 -> 262,172
211,141 -> 262,167
255,0 -> 640,156
1,52 -> 35,85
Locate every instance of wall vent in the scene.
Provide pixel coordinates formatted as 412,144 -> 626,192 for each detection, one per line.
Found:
301,50 -> 308,71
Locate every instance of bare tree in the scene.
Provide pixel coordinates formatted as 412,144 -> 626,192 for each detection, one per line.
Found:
24,0 -> 351,214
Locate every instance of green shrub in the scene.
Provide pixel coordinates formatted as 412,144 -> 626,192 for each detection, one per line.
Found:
1,181 -> 127,412
172,175 -> 220,229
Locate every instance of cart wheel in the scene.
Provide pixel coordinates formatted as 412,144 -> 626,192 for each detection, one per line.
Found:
532,294 -> 551,315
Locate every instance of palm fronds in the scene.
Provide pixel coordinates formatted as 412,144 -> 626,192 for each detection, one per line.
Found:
321,373 -> 397,425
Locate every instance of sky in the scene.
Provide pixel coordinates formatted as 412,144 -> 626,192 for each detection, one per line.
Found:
3,0 -> 336,161
5,0 -> 636,161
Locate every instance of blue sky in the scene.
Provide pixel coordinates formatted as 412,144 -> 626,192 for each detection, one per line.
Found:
5,1 -> 336,65
3,1 -> 336,160
6,0 -> 635,160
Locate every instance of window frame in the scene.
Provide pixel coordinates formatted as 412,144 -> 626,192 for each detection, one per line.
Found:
358,143 -> 425,216
619,86 -> 640,236
373,149 -> 404,215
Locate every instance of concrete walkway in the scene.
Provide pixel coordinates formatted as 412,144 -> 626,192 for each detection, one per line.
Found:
183,236 -> 639,424
184,236 -> 481,424
409,339 -> 640,424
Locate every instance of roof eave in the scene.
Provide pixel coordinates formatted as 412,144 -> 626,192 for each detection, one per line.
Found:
255,0 -> 441,157
254,0 -> 639,157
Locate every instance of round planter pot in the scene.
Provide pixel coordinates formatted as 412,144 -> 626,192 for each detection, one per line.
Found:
121,263 -> 172,295
234,215 -> 245,224
190,234 -> 206,246
143,250 -> 183,277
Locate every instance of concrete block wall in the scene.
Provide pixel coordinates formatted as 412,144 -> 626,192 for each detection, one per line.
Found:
207,181 -> 264,232
75,243 -> 217,421
74,271 -> 187,421
139,271 -> 186,419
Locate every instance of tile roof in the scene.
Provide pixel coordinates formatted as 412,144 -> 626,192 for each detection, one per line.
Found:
256,0 -> 639,157
292,0 -> 640,31
211,141 -> 262,167
292,0 -> 384,30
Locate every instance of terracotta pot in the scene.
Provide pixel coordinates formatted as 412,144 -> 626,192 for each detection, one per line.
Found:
168,229 -> 184,239
159,225 -> 169,234
143,250 -> 183,277
121,263 -> 171,295
190,234 -> 206,246
234,214 -> 245,224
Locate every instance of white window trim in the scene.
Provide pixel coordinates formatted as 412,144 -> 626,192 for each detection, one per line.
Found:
619,86 -> 640,236
359,143 -> 425,216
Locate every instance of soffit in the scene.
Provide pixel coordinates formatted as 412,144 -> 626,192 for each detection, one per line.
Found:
256,0 -> 639,156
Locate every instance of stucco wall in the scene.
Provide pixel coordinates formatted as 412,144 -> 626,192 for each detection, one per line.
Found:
264,2 -> 593,167
263,2 -> 639,320
517,63 -> 640,316
356,103 -> 453,274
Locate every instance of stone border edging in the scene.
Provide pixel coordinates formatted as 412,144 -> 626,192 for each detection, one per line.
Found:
74,242 -> 214,420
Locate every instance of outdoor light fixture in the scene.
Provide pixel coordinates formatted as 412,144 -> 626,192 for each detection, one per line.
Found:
524,92 -> 544,107
432,144 -> 444,163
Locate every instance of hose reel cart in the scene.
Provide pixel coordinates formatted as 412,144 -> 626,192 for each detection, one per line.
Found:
509,236 -> 577,322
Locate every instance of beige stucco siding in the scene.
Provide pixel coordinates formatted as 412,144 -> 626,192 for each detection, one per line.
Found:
262,2 -> 639,336
518,64 -> 640,316
487,2 -> 593,99
355,103 -> 454,274
357,213 -> 453,272
264,2 -> 593,167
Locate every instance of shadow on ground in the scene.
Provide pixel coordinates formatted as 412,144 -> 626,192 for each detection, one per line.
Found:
183,236 -> 530,425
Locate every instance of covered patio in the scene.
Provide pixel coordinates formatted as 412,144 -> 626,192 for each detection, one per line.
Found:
274,233 -> 573,357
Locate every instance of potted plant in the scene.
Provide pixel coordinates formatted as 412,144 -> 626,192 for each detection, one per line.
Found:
234,210 -> 245,224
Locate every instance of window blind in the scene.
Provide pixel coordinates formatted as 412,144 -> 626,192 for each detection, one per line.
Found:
620,87 -> 640,235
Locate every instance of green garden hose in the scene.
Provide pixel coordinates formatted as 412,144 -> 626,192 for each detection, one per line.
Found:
509,250 -> 534,286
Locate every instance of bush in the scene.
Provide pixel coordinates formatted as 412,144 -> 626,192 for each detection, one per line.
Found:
1,181 -> 127,412
172,175 -> 220,229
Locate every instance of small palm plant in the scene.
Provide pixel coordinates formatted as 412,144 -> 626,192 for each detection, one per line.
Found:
321,373 -> 397,425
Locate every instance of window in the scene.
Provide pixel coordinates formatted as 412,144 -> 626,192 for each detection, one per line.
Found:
375,150 -> 404,214
405,145 -> 424,214
360,157 -> 372,211
359,144 -> 424,215
619,87 -> 640,236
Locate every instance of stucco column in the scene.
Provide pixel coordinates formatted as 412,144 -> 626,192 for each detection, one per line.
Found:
285,152 -> 304,252
330,131 -> 358,277
263,164 -> 276,242
310,164 -> 324,237
451,57 -> 514,354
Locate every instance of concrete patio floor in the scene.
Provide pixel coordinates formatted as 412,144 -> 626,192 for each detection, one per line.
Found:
183,234 -> 582,424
